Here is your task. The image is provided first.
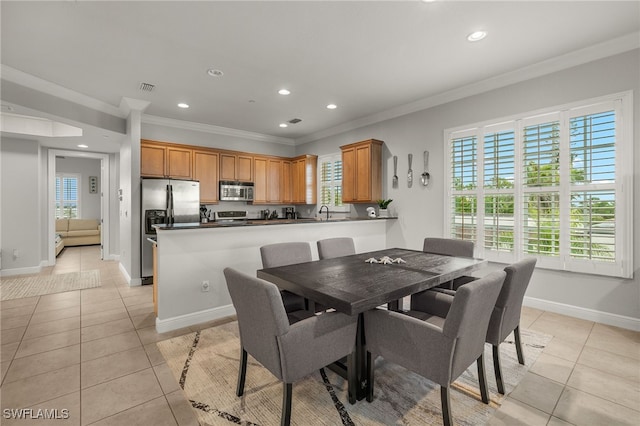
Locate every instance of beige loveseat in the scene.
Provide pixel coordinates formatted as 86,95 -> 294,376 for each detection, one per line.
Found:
56,218 -> 101,247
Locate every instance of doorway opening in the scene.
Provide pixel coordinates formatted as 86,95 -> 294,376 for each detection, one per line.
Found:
47,149 -> 111,266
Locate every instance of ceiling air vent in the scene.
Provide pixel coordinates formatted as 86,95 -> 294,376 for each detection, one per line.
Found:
139,82 -> 155,92
288,118 -> 302,124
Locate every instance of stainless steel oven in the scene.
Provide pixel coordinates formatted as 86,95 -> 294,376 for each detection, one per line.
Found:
219,181 -> 254,201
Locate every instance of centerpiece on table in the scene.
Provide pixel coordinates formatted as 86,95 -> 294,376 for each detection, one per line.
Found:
376,199 -> 393,218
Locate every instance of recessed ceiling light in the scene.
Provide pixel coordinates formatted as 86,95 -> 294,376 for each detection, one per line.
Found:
177,103 -> 189,109
207,68 -> 224,77
326,104 -> 337,110
279,123 -> 288,128
77,144 -> 89,148
421,0 -> 436,3
467,30 -> 487,42
278,89 -> 291,95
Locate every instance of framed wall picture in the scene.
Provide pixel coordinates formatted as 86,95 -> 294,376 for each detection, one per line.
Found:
89,176 -> 98,194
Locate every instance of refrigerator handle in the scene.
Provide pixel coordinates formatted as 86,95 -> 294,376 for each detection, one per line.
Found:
167,184 -> 174,224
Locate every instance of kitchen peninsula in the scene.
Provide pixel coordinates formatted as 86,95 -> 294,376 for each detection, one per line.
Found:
153,217 -> 395,332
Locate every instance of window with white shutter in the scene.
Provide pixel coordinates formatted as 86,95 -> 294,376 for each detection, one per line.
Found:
56,173 -> 81,219
317,154 -> 349,212
445,92 -> 632,278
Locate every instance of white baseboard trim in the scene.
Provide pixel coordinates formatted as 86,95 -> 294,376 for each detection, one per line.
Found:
156,305 -> 236,333
524,296 -> 640,332
1,265 -> 42,277
118,263 -> 141,287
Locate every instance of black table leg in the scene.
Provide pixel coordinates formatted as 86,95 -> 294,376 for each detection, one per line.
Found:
328,313 -> 368,402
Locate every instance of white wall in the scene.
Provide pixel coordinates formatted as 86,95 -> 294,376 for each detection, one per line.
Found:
55,156 -> 101,220
297,49 -> 640,324
1,138 -> 41,273
142,123 -> 295,158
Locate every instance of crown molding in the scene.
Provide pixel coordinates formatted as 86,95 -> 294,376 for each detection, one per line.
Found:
142,114 -> 296,146
296,32 -> 640,145
0,65 -> 126,118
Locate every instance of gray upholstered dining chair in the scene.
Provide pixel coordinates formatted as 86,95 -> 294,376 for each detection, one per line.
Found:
411,258 -> 537,395
224,268 -> 358,426
317,237 -> 356,260
260,242 -> 311,315
423,237 -> 477,289
364,271 -> 505,426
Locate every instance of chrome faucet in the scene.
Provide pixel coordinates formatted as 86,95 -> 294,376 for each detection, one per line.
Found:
319,205 -> 330,221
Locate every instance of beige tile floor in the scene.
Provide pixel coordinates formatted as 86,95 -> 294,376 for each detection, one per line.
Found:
2,246 -> 639,425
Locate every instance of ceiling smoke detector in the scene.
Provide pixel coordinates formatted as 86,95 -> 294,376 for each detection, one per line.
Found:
288,118 -> 302,124
207,69 -> 224,77
139,82 -> 155,92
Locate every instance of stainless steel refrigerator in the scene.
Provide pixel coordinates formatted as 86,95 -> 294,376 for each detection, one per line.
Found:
141,178 -> 200,284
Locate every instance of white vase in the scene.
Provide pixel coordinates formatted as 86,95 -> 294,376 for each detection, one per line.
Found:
378,208 -> 388,218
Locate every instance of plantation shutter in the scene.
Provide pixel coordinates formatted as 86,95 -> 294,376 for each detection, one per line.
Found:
317,154 -> 347,210
449,132 -> 478,242
566,104 -> 618,270
483,127 -> 516,255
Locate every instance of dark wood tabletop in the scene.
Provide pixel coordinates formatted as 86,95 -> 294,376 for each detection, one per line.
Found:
257,248 -> 487,316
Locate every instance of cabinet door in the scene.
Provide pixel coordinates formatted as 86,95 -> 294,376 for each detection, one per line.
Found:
219,153 -> 236,181
167,147 -> 192,179
141,144 -> 166,177
193,151 -> 219,203
355,144 -> 371,201
267,159 -> 282,203
237,155 -> 253,182
281,160 -> 292,203
341,147 -> 355,203
253,157 -> 268,204
291,159 -> 303,203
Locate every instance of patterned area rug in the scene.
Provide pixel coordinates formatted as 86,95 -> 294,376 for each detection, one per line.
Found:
0,270 -> 100,300
157,321 -> 551,425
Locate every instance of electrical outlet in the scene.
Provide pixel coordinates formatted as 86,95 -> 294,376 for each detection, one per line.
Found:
201,280 -> 210,292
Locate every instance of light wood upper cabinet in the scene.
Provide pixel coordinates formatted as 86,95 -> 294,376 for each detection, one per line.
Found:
141,140 -> 192,179
253,156 -> 268,204
166,146 -> 192,179
193,150 -> 219,204
220,152 -> 253,182
254,157 -> 285,204
141,143 -> 166,177
281,160 -> 292,204
268,159 -> 283,203
341,139 -> 383,203
291,155 -> 317,205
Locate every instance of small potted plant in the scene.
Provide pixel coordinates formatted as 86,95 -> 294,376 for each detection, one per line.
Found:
376,199 -> 393,217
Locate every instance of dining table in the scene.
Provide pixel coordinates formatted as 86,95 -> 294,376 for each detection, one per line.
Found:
257,247 -> 487,403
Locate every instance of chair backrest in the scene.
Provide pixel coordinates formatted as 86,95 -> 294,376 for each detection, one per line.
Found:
317,237 -> 355,260
223,267 -> 289,380
423,238 -> 474,258
260,242 -> 312,268
486,258 -> 537,344
442,270 -> 505,380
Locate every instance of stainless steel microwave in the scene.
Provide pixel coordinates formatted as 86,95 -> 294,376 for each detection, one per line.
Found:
219,181 -> 254,201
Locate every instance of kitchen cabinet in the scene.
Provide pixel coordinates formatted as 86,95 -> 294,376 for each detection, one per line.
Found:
341,139 -> 383,203
220,152 -> 253,182
140,140 -> 192,179
253,156 -> 268,203
193,150 -> 219,203
141,142 -> 167,177
254,156 -> 285,204
166,146 -> 192,179
292,155 -> 317,204
281,160 -> 292,203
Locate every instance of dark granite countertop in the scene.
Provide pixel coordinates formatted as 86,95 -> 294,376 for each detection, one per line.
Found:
154,216 -> 397,231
